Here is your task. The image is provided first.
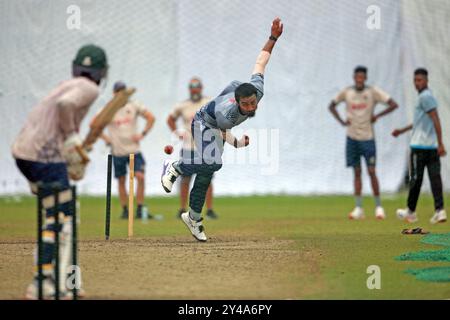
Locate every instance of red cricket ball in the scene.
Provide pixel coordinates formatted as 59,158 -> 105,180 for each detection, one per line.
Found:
164,145 -> 174,155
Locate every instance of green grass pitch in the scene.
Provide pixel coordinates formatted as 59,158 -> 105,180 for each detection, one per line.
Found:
0,194 -> 449,299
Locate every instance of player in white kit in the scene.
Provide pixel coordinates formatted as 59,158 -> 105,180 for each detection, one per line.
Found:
97,81 -> 155,219
12,44 -> 108,299
328,66 -> 399,220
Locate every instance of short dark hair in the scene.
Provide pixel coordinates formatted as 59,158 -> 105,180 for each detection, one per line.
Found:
235,83 -> 257,103
354,65 -> 368,75
414,68 -> 428,77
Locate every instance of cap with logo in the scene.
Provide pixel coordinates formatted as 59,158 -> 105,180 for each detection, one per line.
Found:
72,44 -> 108,84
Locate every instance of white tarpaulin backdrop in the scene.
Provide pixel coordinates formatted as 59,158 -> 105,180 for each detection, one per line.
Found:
0,0 -> 448,196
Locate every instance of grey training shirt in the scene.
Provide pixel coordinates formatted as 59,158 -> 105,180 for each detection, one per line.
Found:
198,73 -> 264,130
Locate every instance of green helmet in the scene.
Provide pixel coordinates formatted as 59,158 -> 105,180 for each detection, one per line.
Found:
72,44 -> 108,83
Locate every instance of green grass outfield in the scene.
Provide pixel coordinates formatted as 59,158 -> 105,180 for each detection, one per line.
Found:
1,193 -> 449,299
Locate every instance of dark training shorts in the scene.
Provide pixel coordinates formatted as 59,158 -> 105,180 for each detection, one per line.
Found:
346,136 -> 376,168
113,152 -> 145,178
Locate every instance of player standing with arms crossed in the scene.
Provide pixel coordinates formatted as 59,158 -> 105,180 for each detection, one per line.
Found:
12,45 -> 108,299
329,66 -> 399,220
161,18 -> 283,242
167,78 -> 219,220
393,68 -> 447,224
96,81 -> 155,219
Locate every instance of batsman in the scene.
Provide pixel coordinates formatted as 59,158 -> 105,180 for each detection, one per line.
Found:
11,45 -> 109,299
161,18 -> 283,242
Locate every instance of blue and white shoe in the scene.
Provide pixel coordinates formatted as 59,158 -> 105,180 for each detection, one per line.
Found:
161,160 -> 180,193
396,208 -> 418,223
181,212 -> 207,242
430,209 -> 447,224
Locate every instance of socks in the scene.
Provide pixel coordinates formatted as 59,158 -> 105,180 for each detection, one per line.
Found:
189,208 -> 202,221
355,196 -> 382,208
173,161 -> 183,175
355,196 -> 362,208
374,196 -> 381,207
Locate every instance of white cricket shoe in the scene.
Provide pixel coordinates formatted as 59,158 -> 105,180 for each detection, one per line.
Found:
161,160 -> 180,193
349,207 -> 365,220
396,208 -> 418,223
25,276 -> 70,300
181,212 -> 207,242
430,209 -> 447,224
375,206 -> 386,220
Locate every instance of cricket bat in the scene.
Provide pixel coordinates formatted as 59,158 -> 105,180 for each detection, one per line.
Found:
82,87 -> 136,151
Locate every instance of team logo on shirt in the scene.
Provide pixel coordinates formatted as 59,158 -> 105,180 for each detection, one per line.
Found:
114,117 -> 132,126
37,138 -> 61,162
351,103 -> 367,110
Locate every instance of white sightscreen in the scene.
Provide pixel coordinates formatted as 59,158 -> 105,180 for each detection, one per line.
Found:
0,0 -> 448,196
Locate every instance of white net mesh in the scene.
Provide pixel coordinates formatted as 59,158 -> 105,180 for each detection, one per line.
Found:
0,0 -> 449,195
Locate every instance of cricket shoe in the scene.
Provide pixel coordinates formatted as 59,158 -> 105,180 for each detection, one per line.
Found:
375,206 -> 386,220
396,208 -> 418,223
161,160 -> 180,193
349,207 -> 365,220
25,276 -> 70,300
430,209 -> 447,224
181,212 -> 207,242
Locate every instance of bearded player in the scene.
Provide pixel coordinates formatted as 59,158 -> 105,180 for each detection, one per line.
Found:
161,18 -> 283,242
167,78 -> 219,220
11,44 -> 108,299
329,66 -> 399,220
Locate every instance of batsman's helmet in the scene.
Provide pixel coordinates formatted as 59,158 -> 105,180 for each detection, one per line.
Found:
72,44 -> 108,84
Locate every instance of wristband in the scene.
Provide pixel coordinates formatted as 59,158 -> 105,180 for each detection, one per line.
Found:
269,35 -> 278,42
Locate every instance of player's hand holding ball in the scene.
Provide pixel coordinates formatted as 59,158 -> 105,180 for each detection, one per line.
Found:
240,135 -> 250,147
